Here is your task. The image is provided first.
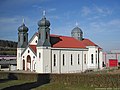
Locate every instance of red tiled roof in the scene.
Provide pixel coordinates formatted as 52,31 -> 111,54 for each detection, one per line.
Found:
32,33 -> 98,49
82,39 -> 97,46
29,45 -> 37,53
50,35 -> 86,48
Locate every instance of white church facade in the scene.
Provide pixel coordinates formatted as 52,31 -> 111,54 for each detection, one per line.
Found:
17,14 -> 103,73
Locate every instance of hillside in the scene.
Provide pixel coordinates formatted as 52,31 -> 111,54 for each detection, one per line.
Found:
0,40 -> 17,55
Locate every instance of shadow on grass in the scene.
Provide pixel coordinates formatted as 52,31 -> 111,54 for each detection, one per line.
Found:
1,74 -> 50,90
0,79 -> 11,83
0,73 -> 18,83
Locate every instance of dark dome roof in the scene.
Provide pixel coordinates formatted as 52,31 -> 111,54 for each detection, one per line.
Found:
71,27 -> 83,34
38,17 -> 50,27
18,23 -> 28,32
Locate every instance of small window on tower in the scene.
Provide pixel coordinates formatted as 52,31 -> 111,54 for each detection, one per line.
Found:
18,36 -> 20,42
24,36 -> 26,42
39,33 -> 41,39
46,32 -> 48,39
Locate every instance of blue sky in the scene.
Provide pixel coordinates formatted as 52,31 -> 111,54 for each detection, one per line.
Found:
0,0 -> 120,51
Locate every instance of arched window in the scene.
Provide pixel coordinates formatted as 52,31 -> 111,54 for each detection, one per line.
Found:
84,54 -> 86,64
78,54 -> 80,65
53,54 -> 56,66
39,53 -> 41,58
71,54 -> 73,65
63,54 -> 65,66
96,51 -> 97,64
35,40 -> 37,43
91,54 -> 94,64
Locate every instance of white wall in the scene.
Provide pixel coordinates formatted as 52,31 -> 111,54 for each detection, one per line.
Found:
82,51 -> 88,71
99,50 -> 103,69
17,48 -> 25,70
29,35 -> 38,45
36,46 -> 51,73
87,46 -> 99,69
43,47 -> 51,73
51,48 -> 88,73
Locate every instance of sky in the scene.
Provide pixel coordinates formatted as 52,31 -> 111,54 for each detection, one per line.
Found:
0,0 -> 120,51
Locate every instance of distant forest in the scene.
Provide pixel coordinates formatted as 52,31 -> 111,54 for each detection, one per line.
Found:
0,40 -> 17,55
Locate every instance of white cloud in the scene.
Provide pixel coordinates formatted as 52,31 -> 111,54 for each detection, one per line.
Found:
108,19 -> 120,26
48,8 -> 56,12
81,6 -> 91,16
0,17 -> 18,23
94,6 -> 112,16
81,5 -> 112,18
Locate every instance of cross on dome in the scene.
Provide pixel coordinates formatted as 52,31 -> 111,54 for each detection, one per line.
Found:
22,18 -> 25,24
43,10 -> 46,17
75,22 -> 78,26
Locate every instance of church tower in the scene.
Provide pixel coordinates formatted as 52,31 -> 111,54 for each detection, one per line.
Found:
71,23 -> 83,41
37,11 -> 51,46
17,19 -> 28,70
36,11 -> 51,73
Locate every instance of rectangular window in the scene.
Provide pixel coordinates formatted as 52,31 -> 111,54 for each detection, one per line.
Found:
96,54 -> 97,64
84,54 -> 86,64
63,54 -> 65,66
71,54 -> 73,65
53,54 -> 56,66
91,54 -> 94,64
78,54 -> 80,65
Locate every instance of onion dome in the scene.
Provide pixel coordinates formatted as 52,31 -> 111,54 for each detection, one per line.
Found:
71,27 -> 83,34
18,23 -> 28,32
71,25 -> 83,41
38,16 -> 50,27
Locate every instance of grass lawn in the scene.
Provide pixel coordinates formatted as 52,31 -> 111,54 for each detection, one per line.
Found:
32,82 -> 95,90
0,80 -> 95,90
0,80 -> 33,90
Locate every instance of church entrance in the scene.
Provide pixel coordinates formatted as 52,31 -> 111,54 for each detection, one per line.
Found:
23,59 -> 25,70
27,55 -> 31,71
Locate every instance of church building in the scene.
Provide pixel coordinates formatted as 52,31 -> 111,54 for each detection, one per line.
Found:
17,13 -> 103,73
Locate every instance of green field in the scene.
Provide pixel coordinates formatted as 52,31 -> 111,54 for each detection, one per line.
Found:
0,80 -> 94,90
0,71 -> 120,90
